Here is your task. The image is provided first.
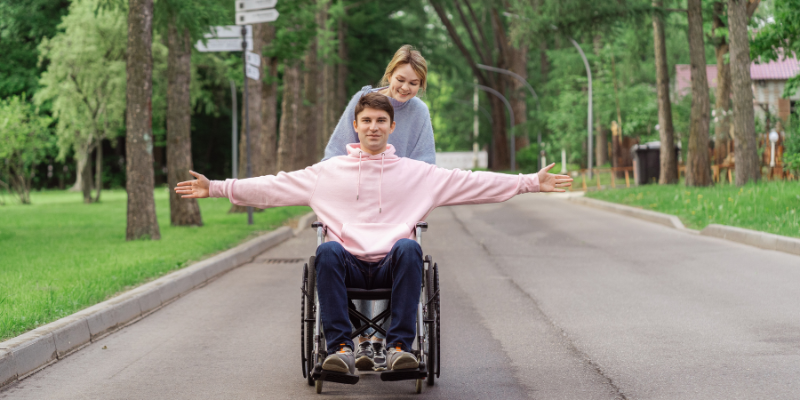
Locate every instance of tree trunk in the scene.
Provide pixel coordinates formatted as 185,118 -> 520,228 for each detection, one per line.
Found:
81,143 -> 94,203
336,16 -> 348,114
488,93 -> 510,170
320,1 -> 336,160
508,43 -> 529,151
300,35 -> 319,169
652,0 -> 678,184
125,0 -> 160,240
728,0 -> 760,185
595,124 -> 608,167
277,62 -> 301,172
261,24 -> 278,175
231,23 -> 266,213
712,2 -> 732,165
94,139 -> 103,203
685,0 -> 713,186
167,24 -> 202,226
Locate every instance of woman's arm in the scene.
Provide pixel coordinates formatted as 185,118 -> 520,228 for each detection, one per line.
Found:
407,108 -> 435,164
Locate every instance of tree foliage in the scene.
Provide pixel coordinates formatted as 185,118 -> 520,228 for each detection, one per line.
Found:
35,0 -> 127,183
0,95 -> 53,204
751,0 -> 800,97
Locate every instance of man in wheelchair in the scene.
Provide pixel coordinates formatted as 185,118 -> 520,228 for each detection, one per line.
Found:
175,92 -> 572,376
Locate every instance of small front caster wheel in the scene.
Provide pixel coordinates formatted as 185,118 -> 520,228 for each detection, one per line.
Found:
315,379 -> 323,394
415,378 -> 423,394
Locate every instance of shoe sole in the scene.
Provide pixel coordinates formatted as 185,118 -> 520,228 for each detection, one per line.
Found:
390,354 -> 419,370
355,356 -> 375,371
322,357 -> 350,373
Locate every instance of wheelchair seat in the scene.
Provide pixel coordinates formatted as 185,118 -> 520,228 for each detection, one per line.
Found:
346,288 -> 392,300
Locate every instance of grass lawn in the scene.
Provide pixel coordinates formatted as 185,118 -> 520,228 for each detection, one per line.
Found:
0,188 -> 309,340
586,181 -> 800,238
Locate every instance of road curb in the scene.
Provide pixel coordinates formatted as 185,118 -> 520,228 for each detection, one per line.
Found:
568,196 -> 685,229
701,224 -> 800,256
0,211 -> 315,390
568,196 -> 800,257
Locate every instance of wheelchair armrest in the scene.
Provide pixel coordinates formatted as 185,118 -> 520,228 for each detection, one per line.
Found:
415,222 -> 428,232
311,221 -> 324,229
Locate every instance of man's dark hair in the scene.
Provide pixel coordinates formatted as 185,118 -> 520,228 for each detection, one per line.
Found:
354,92 -> 395,124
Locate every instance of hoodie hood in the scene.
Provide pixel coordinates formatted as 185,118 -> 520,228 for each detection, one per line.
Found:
346,143 -> 398,159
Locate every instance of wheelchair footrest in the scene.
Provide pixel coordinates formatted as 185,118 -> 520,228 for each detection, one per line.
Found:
379,363 -> 427,381
312,367 -> 360,385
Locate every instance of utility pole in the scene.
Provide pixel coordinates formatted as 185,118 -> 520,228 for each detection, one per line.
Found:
242,25 -> 253,225
473,78 -> 479,169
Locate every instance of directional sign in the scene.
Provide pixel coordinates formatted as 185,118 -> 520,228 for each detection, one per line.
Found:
236,9 -> 279,25
245,51 -> 261,67
204,25 -> 252,39
236,0 -> 277,12
246,64 -> 260,81
195,38 -> 252,52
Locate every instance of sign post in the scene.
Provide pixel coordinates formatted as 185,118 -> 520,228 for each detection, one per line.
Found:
235,0 -> 278,225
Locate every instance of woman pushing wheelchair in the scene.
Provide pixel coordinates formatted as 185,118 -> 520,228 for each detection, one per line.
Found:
175,92 -> 572,381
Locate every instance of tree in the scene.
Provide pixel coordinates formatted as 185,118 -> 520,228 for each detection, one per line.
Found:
126,0 -> 161,240
685,0 -> 712,186
35,0 -> 127,203
154,0 -> 228,225
652,1 -> 678,184
0,0 -> 70,99
727,0 -> 760,185
751,0 -> 797,98
0,96 -> 52,204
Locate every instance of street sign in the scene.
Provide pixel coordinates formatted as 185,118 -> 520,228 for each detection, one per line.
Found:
236,9 -> 279,25
236,0 -> 277,12
204,25 -> 252,39
246,64 -> 260,81
245,51 -> 261,67
195,38 -> 252,52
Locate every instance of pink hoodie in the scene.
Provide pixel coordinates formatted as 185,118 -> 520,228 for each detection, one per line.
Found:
210,144 -> 540,261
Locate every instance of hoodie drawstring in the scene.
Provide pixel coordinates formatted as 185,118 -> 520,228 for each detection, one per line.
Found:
356,151 -> 362,200
354,150 -> 385,214
379,153 -> 384,213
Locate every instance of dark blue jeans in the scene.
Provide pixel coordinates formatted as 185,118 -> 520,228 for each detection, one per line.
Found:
315,239 -> 422,354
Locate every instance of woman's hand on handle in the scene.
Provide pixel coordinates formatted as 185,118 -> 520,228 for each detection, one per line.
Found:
174,170 -> 210,199
537,163 -> 573,193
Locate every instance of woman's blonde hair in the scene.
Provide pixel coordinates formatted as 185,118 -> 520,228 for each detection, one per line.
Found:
379,45 -> 428,91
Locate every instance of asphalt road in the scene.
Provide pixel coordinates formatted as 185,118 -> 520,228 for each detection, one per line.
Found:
2,195 -> 800,400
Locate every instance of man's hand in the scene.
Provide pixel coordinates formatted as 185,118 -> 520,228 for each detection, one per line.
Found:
174,170 -> 210,199
537,163 -> 573,192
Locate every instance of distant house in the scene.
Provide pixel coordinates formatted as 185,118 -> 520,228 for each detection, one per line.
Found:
675,56 -> 800,122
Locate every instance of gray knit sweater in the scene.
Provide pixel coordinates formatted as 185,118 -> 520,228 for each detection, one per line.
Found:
322,86 -> 436,164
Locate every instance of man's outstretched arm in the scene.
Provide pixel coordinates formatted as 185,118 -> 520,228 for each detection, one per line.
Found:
428,163 -> 573,207
174,167 -> 320,208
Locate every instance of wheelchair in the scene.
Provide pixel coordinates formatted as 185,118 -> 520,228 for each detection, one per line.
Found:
301,221 -> 441,394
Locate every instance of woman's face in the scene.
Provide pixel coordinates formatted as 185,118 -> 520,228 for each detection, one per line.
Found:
386,63 -> 422,102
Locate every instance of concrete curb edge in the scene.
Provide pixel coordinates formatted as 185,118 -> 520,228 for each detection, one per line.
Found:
568,196 -> 685,229
568,196 -> 800,257
0,211 -> 316,390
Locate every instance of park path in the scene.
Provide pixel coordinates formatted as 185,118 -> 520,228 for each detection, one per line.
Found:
2,195 -> 799,400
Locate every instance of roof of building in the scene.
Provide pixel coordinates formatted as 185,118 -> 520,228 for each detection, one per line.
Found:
675,56 -> 799,96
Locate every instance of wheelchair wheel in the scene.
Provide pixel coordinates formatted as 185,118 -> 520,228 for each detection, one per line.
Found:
304,256 -> 317,387
434,263 -> 440,379
424,257 -> 438,386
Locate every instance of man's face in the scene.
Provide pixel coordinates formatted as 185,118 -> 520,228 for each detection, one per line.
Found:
353,107 -> 396,155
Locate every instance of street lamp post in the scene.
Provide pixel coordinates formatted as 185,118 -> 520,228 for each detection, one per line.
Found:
477,64 -> 543,169
476,84 -> 515,171
567,37 -> 593,179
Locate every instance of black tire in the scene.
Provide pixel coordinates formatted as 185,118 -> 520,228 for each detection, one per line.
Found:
434,262 -> 440,378
301,263 -> 308,379
305,256 -> 316,387
425,257 -> 437,386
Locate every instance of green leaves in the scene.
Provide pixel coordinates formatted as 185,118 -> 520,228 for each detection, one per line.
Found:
0,95 -> 53,203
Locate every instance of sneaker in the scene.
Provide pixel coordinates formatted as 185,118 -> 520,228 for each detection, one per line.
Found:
386,346 -> 419,370
322,344 -> 355,374
372,341 -> 387,371
354,341 -> 375,371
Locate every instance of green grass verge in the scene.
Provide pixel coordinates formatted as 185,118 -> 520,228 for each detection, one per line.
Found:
585,181 -> 800,238
0,189 -> 309,340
